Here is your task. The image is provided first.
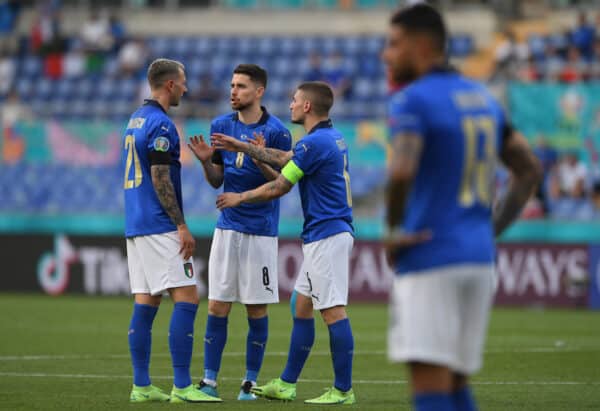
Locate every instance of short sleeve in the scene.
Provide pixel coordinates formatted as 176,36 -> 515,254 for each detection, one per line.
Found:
291,136 -> 320,176
268,127 -> 292,152
387,90 -> 426,141
148,120 -> 177,154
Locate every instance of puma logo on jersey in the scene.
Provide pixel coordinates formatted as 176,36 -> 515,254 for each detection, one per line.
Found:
265,286 -> 273,294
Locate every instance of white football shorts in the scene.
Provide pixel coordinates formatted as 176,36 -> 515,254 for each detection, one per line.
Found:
208,228 -> 279,305
388,264 -> 495,375
127,231 -> 197,296
294,231 -> 354,310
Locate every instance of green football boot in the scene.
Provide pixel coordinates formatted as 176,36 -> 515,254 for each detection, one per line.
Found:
129,384 -> 170,403
170,384 -> 223,403
304,387 -> 356,405
251,378 -> 297,401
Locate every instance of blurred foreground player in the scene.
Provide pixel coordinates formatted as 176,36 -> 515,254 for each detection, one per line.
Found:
381,5 -> 542,411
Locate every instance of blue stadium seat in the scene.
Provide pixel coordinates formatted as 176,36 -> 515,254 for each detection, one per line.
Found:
16,77 -> 33,101
280,37 -> 300,56
448,34 -> 474,57
257,36 -> 280,57
21,56 -> 43,78
341,36 -> 362,56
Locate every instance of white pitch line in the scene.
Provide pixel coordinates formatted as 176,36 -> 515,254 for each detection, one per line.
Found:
0,347 -> 592,362
0,372 -> 598,386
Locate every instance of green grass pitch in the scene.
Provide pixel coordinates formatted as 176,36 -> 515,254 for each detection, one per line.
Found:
0,294 -> 599,410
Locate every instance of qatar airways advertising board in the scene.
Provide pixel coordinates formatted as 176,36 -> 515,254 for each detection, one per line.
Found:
0,235 -> 597,309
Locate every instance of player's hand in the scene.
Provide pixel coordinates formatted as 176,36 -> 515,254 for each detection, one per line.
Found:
211,132 -> 245,152
383,229 -> 432,268
250,132 -> 266,164
177,224 -> 196,260
187,135 -> 214,163
216,192 -> 243,210
251,132 -> 266,147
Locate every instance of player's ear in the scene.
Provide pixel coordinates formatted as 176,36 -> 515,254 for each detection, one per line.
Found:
256,86 -> 265,98
303,100 -> 311,114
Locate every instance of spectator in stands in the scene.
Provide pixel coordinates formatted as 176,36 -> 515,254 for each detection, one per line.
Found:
491,30 -> 529,81
1,88 -> 31,129
589,38 -> 600,80
540,43 -> 564,82
571,11 -> 595,58
533,135 -> 558,212
80,10 -> 113,53
559,45 -> 588,83
109,13 -> 127,52
0,46 -> 16,97
304,53 -> 324,82
549,150 -> 588,199
63,44 -> 86,78
1,89 -> 29,163
0,0 -> 20,52
323,52 -> 352,100
187,73 -> 221,119
516,55 -> 540,82
118,37 -> 148,77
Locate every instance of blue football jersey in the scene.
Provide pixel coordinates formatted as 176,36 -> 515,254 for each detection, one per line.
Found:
289,120 -> 354,243
123,100 -> 183,237
212,108 -> 292,236
388,68 -> 506,274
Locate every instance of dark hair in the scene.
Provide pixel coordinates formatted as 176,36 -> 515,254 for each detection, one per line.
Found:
390,4 -> 447,53
297,81 -> 334,116
147,58 -> 184,89
233,64 -> 268,88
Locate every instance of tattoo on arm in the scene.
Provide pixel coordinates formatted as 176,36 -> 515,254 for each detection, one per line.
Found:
494,132 -> 542,236
242,174 -> 293,204
254,161 -> 279,181
244,144 -> 293,169
151,164 -> 185,226
386,133 -> 423,228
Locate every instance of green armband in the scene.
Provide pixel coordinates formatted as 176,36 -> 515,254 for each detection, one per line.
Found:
281,160 -> 304,185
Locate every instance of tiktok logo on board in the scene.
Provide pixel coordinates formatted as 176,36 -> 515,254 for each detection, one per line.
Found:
37,234 -> 78,295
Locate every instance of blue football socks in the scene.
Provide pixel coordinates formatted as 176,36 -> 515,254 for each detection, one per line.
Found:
203,314 -> 228,383
453,386 -> 478,411
414,392 -> 456,411
328,318 -> 354,392
245,316 -> 268,383
128,303 -> 158,387
169,302 -> 198,388
280,317 -> 315,384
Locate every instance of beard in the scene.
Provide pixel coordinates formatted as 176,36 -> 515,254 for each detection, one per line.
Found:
391,64 -> 419,84
231,100 -> 250,111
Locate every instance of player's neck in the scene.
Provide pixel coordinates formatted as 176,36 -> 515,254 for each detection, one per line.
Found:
151,93 -> 171,113
237,104 -> 263,125
416,55 -> 447,77
303,116 -> 328,133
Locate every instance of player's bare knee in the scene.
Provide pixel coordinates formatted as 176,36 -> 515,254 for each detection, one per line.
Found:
169,285 -> 200,305
245,304 -> 267,318
134,293 -> 162,307
294,293 -> 314,319
208,299 -> 232,317
320,305 -> 347,325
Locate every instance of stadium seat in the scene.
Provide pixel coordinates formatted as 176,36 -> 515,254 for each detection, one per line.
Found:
448,34 -> 474,57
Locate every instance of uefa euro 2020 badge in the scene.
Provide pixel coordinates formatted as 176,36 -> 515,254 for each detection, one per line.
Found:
153,136 -> 170,152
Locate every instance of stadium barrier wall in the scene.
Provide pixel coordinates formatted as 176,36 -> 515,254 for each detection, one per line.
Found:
1,234 -> 597,309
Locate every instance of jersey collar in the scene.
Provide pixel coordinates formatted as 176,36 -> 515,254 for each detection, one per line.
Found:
427,64 -> 457,75
143,99 -> 167,113
232,106 -> 270,126
308,119 -> 333,134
